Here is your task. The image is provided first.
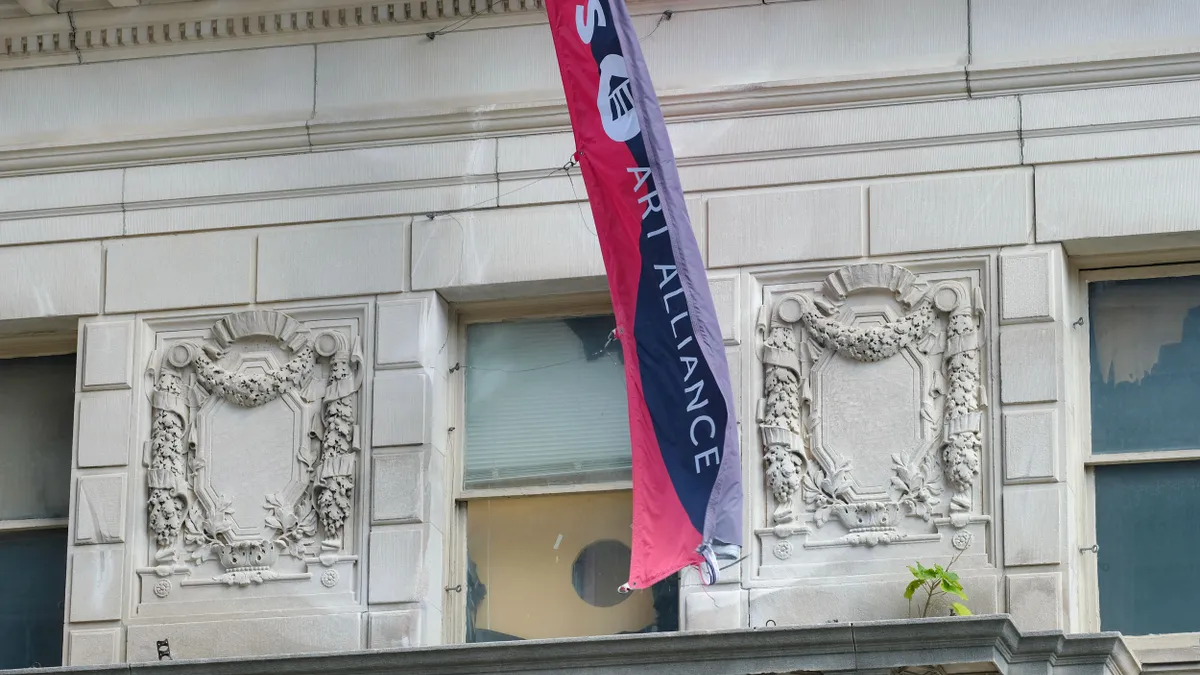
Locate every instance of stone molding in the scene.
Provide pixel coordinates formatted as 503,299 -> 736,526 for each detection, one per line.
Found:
23,616 -> 1137,675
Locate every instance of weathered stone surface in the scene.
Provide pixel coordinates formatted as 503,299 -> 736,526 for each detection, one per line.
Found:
81,320 -> 134,390
1003,408 -> 1060,483
1007,572 -> 1063,632
1001,249 -> 1056,323
76,390 -> 132,468
70,548 -> 125,622
68,628 -> 122,666
1003,484 -> 1063,566
1000,325 -> 1060,404
125,613 -> 362,662
75,475 -> 127,545
684,589 -> 748,631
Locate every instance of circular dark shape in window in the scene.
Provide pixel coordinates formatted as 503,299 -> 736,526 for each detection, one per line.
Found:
571,539 -> 632,608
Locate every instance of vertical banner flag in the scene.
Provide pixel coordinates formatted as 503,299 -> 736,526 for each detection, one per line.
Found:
546,0 -> 742,589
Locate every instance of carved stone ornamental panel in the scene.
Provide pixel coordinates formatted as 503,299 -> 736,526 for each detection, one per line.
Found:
756,263 -> 992,575
136,307 -> 367,614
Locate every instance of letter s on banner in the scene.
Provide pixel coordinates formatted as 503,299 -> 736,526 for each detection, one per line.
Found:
576,0 -> 606,43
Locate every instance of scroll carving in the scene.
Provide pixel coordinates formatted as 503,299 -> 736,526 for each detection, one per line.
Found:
145,310 -> 363,586
757,264 -> 987,548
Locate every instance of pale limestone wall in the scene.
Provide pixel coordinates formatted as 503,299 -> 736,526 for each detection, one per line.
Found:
0,0 -> 1198,667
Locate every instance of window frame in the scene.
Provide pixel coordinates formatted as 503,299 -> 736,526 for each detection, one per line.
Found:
1077,262 -> 1200,654
0,329 -> 77,535
445,293 -> 639,644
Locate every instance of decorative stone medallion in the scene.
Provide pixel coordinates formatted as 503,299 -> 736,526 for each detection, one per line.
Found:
758,263 -> 987,549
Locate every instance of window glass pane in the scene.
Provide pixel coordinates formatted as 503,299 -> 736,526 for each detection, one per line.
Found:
464,316 -> 631,489
0,528 -> 67,669
0,354 -> 75,520
1089,275 -> 1200,454
1095,461 -> 1200,635
465,491 -> 676,642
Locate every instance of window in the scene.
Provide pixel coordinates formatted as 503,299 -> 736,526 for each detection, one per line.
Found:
453,307 -> 677,643
0,353 -> 75,669
1084,269 -> 1200,637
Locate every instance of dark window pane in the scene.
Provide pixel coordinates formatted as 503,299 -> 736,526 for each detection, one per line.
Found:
1089,275 -> 1200,454
0,354 -> 76,520
0,529 -> 67,669
1095,461 -> 1200,635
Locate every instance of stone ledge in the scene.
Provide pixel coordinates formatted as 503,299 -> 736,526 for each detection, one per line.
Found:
10,616 -> 1137,675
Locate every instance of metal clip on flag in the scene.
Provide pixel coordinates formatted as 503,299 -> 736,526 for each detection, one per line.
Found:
546,0 -> 743,590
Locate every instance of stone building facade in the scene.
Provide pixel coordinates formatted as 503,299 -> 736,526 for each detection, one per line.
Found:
0,1 -> 1197,673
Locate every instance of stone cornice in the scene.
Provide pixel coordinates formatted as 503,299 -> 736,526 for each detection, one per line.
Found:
6,616 -> 1137,675
5,54 -> 1200,176
0,0 -> 750,69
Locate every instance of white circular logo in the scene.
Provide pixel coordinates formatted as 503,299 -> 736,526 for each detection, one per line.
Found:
596,54 -> 640,142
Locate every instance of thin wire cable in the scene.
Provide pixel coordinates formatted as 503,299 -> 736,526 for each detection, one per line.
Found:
426,0 -> 502,40
457,329 -> 618,374
639,10 -> 673,42
425,157 -> 578,220
565,163 -> 596,237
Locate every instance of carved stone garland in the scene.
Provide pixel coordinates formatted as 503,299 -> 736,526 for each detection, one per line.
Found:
146,310 -> 363,585
758,264 -> 986,546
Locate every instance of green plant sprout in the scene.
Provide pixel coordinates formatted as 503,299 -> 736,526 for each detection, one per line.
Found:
905,548 -> 971,618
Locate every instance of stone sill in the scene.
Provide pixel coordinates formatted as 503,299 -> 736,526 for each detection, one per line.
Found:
9,616 -> 1138,675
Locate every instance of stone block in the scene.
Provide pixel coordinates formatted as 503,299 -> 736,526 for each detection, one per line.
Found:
684,589 -> 747,631
1037,154 -> 1200,246
411,204 -> 604,293
75,474 -> 127,545
748,573 -> 999,626
1006,572 -> 1063,632
68,627 -> 121,666
125,613 -> 362,662
368,609 -> 422,649
708,274 -> 740,345
370,447 -> 448,531
1000,249 -> 1056,323
1003,408 -> 1059,483
372,370 -> 431,447
258,219 -> 409,302
318,1 -> 965,129
0,169 -> 122,215
69,548 -> 124,622
726,348 -> 745,426
999,325 -> 1060,404
105,231 -> 255,313
0,213 -> 124,248
869,168 -> 1033,255
77,390 -> 132,468
125,184 -> 488,236
372,451 -> 425,524
707,186 -> 864,267
368,525 -> 443,606
125,140 -> 495,203
1003,484 -> 1063,566
0,241 -> 101,320
377,297 -> 428,368
81,320 -> 134,390
0,47 -> 314,154
970,0 -> 1200,69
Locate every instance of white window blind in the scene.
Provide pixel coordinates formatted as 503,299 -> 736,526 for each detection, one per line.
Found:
464,316 -> 631,489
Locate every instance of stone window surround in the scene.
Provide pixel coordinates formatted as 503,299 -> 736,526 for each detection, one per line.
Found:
445,292 -> 629,643
1073,261 -> 1200,662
